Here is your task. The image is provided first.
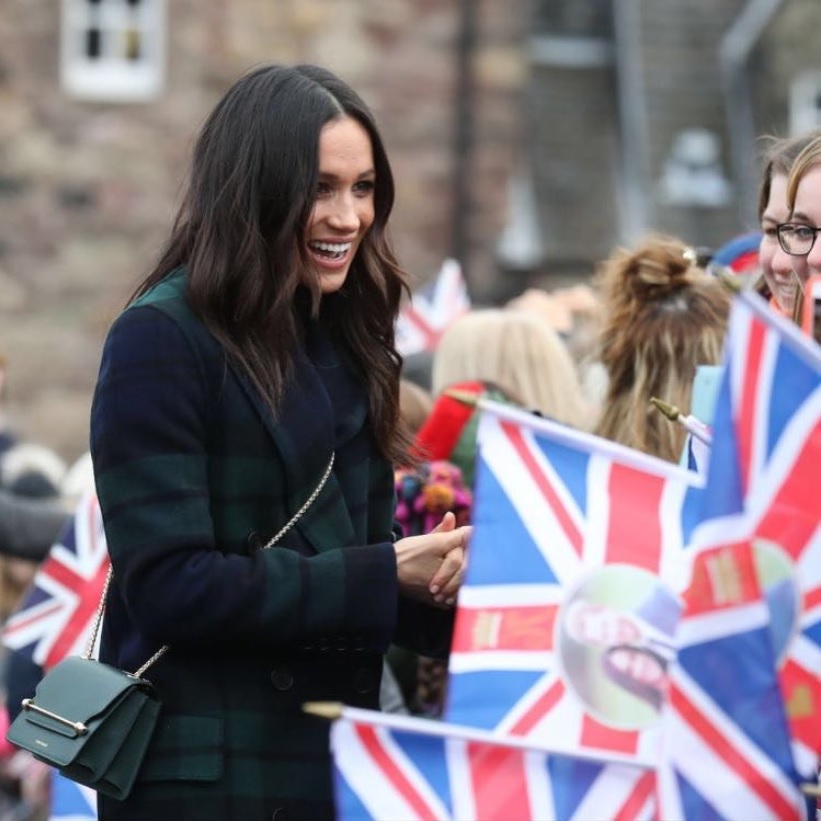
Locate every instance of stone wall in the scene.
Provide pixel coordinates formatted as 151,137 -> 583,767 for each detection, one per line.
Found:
0,0 -> 526,463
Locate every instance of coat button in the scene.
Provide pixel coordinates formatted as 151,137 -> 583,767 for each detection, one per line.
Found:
272,809 -> 287,821
270,667 -> 294,691
334,637 -> 348,652
352,667 -> 377,694
246,530 -> 264,551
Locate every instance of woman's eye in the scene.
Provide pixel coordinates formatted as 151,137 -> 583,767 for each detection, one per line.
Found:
355,180 -> 375,195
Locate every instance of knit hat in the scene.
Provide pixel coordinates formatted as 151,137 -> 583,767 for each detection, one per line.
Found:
709,232 -> 761,277
413,380 -> 510,488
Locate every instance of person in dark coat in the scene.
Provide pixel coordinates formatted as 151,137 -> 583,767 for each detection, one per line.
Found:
90,63 -> 469,821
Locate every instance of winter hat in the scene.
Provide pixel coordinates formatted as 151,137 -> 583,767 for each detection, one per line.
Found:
709,232 -> 761,278
413,380 -> 510,488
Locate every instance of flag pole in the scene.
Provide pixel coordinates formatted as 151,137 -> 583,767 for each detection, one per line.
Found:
303,701 -> 344,720
650,397 -> 713,446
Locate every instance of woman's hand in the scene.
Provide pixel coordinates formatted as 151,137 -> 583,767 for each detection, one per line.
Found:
394,512 -> 471,608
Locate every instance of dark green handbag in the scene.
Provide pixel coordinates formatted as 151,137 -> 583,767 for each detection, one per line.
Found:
5,565 -> 164,800
6,454 -> 334,800
6,655 -> 161,799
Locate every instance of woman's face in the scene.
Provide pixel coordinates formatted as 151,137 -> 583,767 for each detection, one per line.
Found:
760,172 -> 805,314
790,163 -> 821,279
306,116 -> 376,295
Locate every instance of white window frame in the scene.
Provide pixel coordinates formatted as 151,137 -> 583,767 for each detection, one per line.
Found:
60,0 -> 167,103
790,70 -> 821,137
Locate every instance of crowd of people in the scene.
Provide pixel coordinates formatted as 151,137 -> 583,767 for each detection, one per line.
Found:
0,62 -> 817,820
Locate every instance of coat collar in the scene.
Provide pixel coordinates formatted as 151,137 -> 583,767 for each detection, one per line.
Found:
137,270 -> 356,553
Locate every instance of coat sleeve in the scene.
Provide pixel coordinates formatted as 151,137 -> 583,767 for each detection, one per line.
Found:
91,306 -> 399,654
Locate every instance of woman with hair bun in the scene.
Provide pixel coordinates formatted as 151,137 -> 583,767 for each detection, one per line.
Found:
592,234 -> 732,463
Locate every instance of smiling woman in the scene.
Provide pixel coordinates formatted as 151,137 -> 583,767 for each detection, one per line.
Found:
307,118 -> 376,294
88,63 -> 469,821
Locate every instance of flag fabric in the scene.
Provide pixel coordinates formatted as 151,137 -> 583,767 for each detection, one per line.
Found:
331,707 -> 655,821
395,258 -> 470,356
3,492 -> 109,669
684,432 -> 711,477
658,541 -> 806,821
682,415 -> 713,477
49,772 -> 98,820
444,404 -> 704,764
690,291 -> 821,776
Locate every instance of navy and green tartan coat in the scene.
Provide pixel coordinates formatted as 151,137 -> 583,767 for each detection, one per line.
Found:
90,270 -> 452,821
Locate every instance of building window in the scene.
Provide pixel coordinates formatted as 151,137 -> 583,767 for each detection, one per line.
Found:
790,71 -> 821,137
61,0 -> 166,102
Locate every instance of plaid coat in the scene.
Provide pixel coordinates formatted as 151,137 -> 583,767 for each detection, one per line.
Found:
91,271 -> 451,820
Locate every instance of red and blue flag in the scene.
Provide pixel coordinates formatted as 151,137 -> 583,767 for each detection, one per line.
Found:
3,493 -> 108,669
395,258 -> 470,356
444,406 -> 704,765
331,707 -> 655,821
658,541 -> 806,820
690,291 -> 821,776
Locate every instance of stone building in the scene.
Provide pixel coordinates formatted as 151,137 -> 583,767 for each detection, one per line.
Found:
0,0 -> 525,459
0,0 -> 818,460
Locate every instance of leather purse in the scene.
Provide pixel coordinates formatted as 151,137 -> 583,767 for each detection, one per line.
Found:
6,453 -> 335,800
6,655 -> 161,799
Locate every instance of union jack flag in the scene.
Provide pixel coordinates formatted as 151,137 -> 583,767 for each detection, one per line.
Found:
331,707 -> 655,821
395,258 -> 471,356
658,541 -> 806,820
3,492 -> 109,669
690,291 -> 821,777
444,405 -> 704,766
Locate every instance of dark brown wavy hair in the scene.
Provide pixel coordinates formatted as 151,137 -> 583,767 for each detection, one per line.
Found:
131,64 -> 411,463
593,234 -> 731,463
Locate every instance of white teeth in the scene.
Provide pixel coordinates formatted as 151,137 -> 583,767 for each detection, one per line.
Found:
311,241 -> 351,253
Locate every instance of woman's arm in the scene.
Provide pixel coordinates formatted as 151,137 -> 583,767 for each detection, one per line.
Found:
92,305 -> 452,658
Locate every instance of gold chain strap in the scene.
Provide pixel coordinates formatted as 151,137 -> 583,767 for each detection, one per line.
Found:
84,453 -> 335,678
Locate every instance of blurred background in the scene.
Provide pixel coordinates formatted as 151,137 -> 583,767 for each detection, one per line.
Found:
0,0 -> 819,464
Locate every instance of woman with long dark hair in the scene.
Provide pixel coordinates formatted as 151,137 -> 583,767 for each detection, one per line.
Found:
90,63 -> 468,820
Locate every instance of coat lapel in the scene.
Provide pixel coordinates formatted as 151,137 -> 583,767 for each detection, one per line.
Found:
231,350 -> 356,554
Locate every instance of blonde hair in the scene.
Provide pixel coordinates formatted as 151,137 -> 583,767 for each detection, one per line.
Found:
431,309 -> 591,428
593,234 -> 731,462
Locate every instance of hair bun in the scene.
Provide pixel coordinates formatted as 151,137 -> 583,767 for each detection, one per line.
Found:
599,235 -> 701,312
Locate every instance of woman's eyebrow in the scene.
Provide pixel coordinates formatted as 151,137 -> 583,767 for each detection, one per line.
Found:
791,209 -> 816,224
317,169 -> 376,181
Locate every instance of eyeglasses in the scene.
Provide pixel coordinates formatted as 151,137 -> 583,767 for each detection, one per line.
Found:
776,222 -> 821,256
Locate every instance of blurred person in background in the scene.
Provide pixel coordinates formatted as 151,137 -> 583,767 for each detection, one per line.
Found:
431,308 -> 593,431
0,356 -> 16,459
592,234 -> 731,463
505,284 -> 607,407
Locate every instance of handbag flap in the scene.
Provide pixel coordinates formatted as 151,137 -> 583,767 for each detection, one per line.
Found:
26,657 -> 150,736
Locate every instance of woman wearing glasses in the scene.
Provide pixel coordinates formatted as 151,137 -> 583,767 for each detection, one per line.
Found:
756,131 -> 821,322
775,135 -> 821,279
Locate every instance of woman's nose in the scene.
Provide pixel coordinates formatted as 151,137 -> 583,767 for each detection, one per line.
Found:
771,244 -> 798,276
327,194 -> 359,230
